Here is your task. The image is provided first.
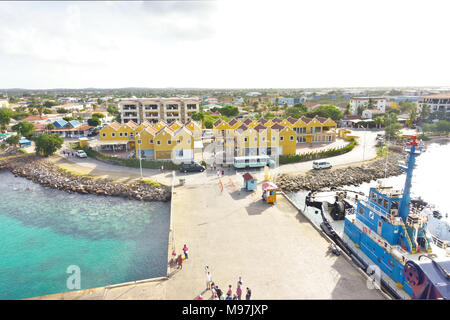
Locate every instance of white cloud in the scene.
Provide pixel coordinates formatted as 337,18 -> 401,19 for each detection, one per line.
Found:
0,0 -> 449,88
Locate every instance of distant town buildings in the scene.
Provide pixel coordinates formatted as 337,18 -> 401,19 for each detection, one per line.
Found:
0,99 -> 9,109
349,97 -> 386,115
118,98 -> 200,125
418,94 -> 450,115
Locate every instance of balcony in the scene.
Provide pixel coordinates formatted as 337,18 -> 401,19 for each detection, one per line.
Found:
123,112 -> 138,117
166,104 -> 179,110
166,113 -> 179,117
144,105 -> 159,110
145,113 -> 159,118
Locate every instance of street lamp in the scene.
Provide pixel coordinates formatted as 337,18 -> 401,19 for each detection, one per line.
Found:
136,133 -> 143,178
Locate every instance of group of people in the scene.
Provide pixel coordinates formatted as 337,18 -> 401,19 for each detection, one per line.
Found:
210,162 -> 225,177
202,269 -> 251,300
62,149 -> 76,157
171,244 -> 189,269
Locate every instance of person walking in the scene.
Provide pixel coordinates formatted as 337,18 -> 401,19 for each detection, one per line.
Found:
215,285 -> 222,299
221,169 -> 224,176
237,276 -> 243,287
245,287 -> 251,300
206,271 -> 212,290
171,250 -> 177,266
227,285 -> 232,296
210,283 -> 217,300
160,165 -> 164,172
226,293 -> 232,300
177,254 -> 183,269
236,284 -> 242,300
183,244 -> 189,259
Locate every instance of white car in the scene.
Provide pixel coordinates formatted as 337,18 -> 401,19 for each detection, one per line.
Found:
313,161 -> 332,170
75,150 -> 87,158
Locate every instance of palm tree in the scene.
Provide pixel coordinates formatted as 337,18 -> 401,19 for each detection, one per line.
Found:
374,116 -> 383,129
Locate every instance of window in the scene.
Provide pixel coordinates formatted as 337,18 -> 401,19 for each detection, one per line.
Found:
149,139 -> 153,144
358,206 -> 364,215
137,139 -> 142,145
244,137 -> 248,142
383,199 -> 389,209
272,137 -> 275,141
262,137 -> 266,142
124,132 -> 128,136
157,140 -> 161,145
119,132 -> 123,137
168,140 -> 172,145
177,140 -> 181,144
280,136 -> 284,141
378,197 -> 383,206
102,133 -> 106,137
112,133 -> 115,137
254,137 -> 257,142
187,140 -> 190,144
290,136 -> 294,141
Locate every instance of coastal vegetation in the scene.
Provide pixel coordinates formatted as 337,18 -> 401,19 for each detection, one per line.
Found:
279,139 -> 356,164
79,146 -> 181,170
34,133 -> 64,156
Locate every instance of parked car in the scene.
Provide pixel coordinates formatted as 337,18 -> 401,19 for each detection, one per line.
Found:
179,161 -> 205,173
75,150 -> 87,158
313,161 -> 332,170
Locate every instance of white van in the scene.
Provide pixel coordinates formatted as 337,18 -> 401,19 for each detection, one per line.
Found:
75,150 -> 88,158
313,161 -> 332,170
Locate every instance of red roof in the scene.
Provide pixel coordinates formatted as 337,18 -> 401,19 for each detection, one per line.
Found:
270,123 -> 285,131
316,116 -> 328,123
300,116 -> 313,123
258,118 -> 268,125
286,116 -> 297,124
346,115 -> 361,120
228,118 -> 238,126
243,118 -> 253,125
253,124 -> 267,132
272,117 -> 282,123
23,115 -> 48,121
242,172 -> 256,181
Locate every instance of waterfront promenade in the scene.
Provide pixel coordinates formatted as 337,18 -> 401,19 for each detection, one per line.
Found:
27,129 -> 391,300
31,177 -> 385,300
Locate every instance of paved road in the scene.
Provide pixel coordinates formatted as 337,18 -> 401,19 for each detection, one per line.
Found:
53,129 -> 384,187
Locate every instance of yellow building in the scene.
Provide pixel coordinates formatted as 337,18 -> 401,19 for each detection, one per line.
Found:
185,120 -> 202,140
211,116 -> 337,156
135,126 -> 156,159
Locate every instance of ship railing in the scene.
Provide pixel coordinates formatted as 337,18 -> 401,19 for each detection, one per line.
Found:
361,200 -> 402,225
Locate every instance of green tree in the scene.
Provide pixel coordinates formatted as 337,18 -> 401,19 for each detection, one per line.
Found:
87,118 -> 101,127
5,134 -> 20,146
419,104 -> 430,123
12,121 -> 35,138
92,112 -> 105,119
384,112 -> 401,138
107,105 -> 119,115
43,101 -> 58,108
34,133 -> 64,156
293,103 -> 308,113
344,103 -> 351,117
374,116 -> 384,129
191,112 -> 205,122
305,104 -> 343,121
218,106 -> 239,118
57,108 -> 69,114
43,108 -> 52,114
46,123 -> 55,130
284,107 -> 304,119
0,108 -> 13,132
34,104 -> 45,116
63,116 -> 75,122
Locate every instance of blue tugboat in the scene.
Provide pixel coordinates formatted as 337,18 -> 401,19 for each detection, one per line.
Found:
305,135 -> 450,299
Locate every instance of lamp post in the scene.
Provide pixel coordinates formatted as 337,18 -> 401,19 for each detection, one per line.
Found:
136,133 -> 143,178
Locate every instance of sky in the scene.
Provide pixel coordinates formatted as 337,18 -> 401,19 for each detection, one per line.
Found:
0,0 -> 449,89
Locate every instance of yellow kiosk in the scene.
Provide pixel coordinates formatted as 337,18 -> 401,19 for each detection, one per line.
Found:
262,182 -> 278,204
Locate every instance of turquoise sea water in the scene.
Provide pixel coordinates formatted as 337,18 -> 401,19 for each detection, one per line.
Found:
0,171 -> 170,300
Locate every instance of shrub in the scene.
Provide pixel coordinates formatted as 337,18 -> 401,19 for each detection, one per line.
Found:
279,139 -> 356,164
80,147 -> 180,170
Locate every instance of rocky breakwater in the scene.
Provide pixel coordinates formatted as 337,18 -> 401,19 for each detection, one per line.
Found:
276,153 -> 405,192
0,155 -> 171,202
